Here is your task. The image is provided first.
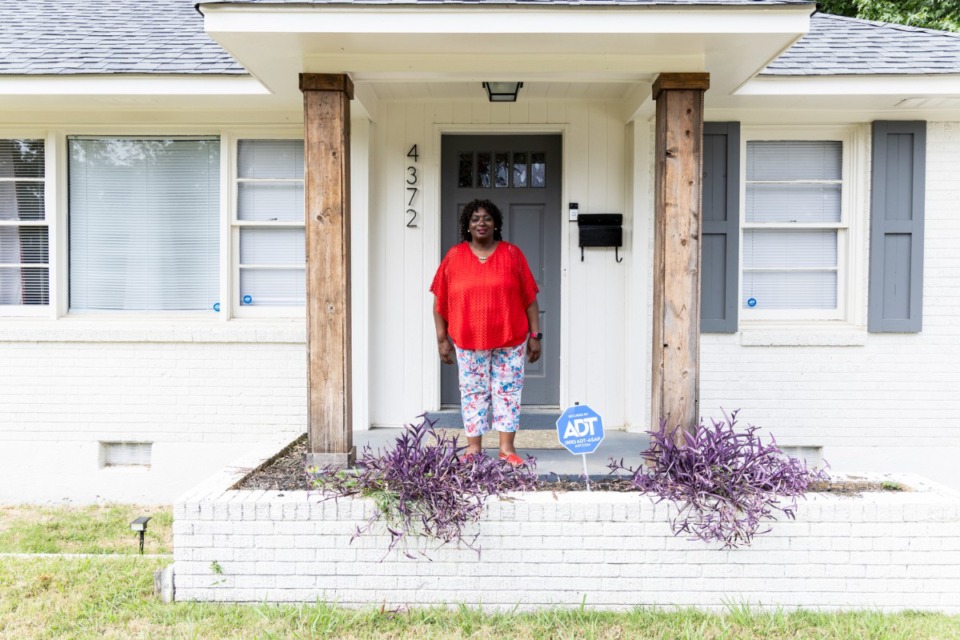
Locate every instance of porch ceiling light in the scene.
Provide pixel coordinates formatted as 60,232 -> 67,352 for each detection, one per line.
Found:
483,82 -> 523,103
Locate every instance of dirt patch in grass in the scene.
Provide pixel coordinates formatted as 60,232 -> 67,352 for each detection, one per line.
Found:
236,435 -> 907,496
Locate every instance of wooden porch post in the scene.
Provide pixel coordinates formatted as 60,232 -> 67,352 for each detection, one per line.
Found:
650,72 -> 709,441
300,73 -> 355,469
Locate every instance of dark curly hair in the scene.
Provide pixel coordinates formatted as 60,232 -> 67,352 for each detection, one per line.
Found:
458,199 -> 504,242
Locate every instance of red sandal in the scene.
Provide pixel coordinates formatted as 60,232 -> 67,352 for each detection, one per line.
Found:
498,452 -> 525,467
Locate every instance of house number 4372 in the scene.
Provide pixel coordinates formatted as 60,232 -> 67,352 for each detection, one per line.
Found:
406,144 -> 419,228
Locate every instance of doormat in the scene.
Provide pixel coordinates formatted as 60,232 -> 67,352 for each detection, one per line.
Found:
425,411 -> 564,449
432,428 -> 564,450
425,411 -> 560,430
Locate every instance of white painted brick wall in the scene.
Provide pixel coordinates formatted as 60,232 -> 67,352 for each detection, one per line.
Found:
173,476 -> 960,611
0,325 -> 306,503
700,121 -> 960,489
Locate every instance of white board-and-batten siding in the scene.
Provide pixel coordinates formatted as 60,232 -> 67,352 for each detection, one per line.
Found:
368,99 -> 630,430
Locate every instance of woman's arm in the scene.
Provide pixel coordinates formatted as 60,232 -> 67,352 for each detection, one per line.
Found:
433,304 -> 455,365
525,299 -> 541,363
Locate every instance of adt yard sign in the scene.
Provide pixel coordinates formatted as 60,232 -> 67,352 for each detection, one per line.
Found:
557,404 -> 604,455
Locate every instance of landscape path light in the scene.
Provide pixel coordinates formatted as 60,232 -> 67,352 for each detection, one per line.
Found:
130,516 -> 151,555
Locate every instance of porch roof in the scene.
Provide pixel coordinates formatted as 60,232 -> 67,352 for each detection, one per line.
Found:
195,0 -> 814,105
2,0 -> 960,117
3,1 -> 960,79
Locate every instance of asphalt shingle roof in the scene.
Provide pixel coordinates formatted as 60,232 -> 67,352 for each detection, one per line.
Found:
204,0 -> 808,4
2,1 -> 959,78
763,13 -> 960,76
0,0 -> 246,75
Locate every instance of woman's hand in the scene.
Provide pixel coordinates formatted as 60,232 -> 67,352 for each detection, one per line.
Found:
438,338 -> 455,365
527,337 -> 541,363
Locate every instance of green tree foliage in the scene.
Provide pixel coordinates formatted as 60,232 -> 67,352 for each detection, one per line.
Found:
818,0 -> 960,32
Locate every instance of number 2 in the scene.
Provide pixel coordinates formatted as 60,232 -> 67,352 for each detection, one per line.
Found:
406,209 -> 418,227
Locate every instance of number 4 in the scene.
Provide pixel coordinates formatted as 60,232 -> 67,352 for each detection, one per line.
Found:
407,144 -> 419,162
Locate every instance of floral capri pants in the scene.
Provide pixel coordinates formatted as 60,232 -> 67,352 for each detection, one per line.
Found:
454,342 -> 525,437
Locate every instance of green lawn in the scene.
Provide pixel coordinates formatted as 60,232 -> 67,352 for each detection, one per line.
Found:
1,506 -> 959,639
0,504 -> 172,555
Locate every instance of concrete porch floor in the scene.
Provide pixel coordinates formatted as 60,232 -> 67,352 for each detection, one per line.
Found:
354,427 -> 652,479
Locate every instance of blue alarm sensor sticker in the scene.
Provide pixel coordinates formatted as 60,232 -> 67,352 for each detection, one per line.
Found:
243,295 -> 253,305
747,298 -> 757,308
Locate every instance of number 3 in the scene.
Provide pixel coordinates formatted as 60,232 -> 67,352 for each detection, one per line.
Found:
406,166 -> 417,185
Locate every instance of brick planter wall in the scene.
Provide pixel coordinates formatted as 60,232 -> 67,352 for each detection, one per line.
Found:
173,443 -> 960,611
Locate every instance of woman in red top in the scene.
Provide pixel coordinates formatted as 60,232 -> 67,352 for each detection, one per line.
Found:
431,199 -> 541,466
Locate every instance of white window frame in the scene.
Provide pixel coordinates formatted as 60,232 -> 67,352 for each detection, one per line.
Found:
226,129 -> 305,319
61,132 -> 224,317
0,130 -> 56,318
739,125 -> 868,326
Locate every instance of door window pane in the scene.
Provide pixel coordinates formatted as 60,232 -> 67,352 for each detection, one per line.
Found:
495,153 -> 509,188
458,152 -> 473,188
531,152 -> 546,188
513,152 -> 528,187
477,153 -> 491,188
69,138 -> 220,311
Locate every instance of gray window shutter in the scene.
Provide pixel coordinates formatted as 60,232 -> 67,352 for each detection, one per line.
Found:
701,122 -> 740,333
869,121 -> 926,333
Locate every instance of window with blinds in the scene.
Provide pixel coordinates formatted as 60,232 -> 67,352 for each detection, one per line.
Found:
0,139 -> 48,307
69,137 -> 220,311
235,140 -> 305,309
742,140 -> 844,314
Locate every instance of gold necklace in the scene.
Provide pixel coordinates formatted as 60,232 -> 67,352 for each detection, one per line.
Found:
472,242 -> 495,262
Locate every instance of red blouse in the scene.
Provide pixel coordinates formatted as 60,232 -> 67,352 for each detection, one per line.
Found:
430,241 -> 539,350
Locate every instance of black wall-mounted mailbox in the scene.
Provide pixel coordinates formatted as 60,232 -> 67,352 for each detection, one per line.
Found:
577,213 -> 623,262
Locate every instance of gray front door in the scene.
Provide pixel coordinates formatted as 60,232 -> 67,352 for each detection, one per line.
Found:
440,134 -> 562,407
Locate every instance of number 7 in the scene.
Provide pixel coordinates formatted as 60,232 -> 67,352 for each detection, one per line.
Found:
406,187 -> 418,207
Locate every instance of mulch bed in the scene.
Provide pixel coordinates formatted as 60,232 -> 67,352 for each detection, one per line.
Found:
234,435 -> 907,496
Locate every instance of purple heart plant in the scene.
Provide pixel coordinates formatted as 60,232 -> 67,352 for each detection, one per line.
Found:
609,410 -> 829,548
311,415 -> 538,558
